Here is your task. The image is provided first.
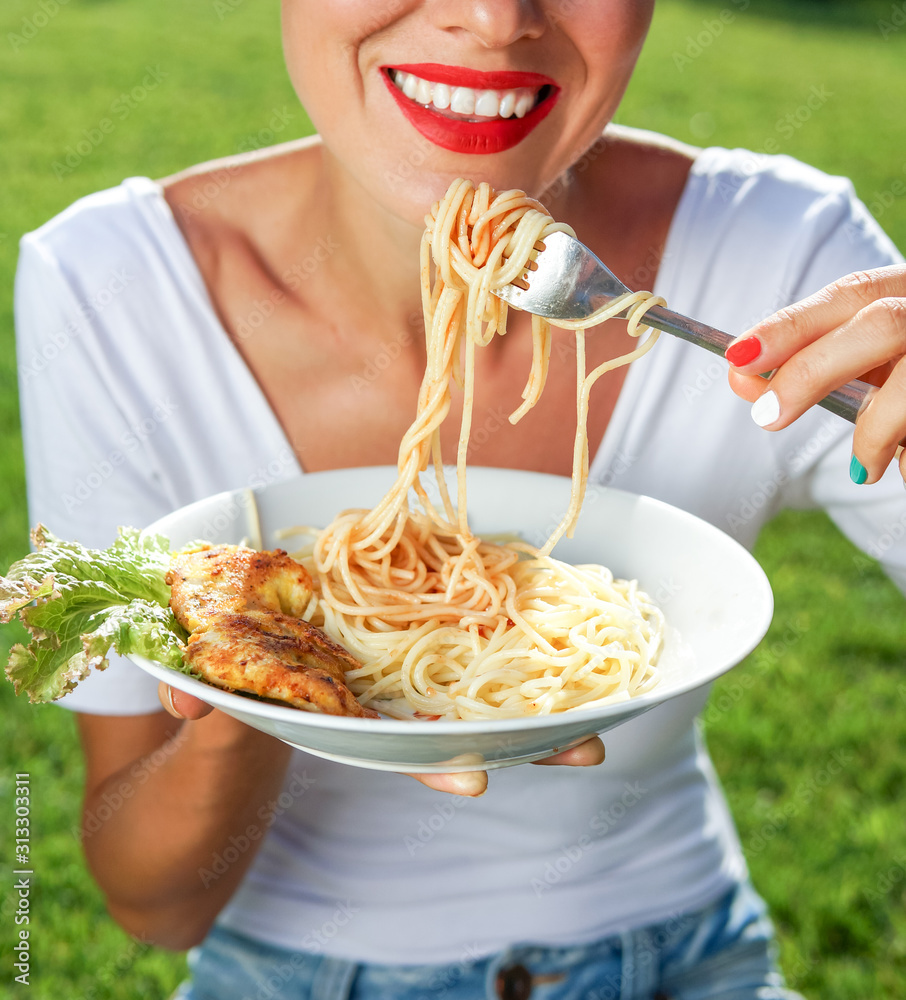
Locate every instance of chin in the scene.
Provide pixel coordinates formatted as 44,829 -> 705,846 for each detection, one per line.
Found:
365,152 -> 563,229
318,103 -> 578,231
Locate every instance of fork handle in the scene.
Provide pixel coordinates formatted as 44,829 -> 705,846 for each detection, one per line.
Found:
641,304 -> 870,425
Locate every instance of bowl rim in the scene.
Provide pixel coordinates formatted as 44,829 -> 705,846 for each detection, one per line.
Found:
136,467 -> 774,735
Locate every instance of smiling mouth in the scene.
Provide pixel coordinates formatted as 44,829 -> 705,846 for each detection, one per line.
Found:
381,64 -> 559,155
387,67 -> 554,122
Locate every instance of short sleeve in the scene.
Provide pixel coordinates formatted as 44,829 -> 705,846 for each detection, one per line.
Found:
14,181 -> 302,713
15,235 -> 170,714
788,175 -> 903,305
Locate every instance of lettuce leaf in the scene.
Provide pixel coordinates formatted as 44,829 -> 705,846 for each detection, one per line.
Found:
1,525 -> 188,703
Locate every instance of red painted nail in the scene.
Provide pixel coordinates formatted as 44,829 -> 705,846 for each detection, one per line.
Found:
725,336 -> 762,367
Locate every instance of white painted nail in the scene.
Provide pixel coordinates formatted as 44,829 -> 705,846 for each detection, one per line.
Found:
751,389 -> 780,428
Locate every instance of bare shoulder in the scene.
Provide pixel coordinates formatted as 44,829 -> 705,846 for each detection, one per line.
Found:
597,124 -> 699,208
604,123 -> 700,164
561,125 -> 700,287
158,137 -> 325,285
160,134 -> 323,223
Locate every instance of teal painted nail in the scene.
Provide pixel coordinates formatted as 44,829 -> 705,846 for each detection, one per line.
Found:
850,455 -> 868,485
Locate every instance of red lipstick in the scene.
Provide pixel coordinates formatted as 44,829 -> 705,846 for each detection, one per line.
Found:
381,64 -> 559,155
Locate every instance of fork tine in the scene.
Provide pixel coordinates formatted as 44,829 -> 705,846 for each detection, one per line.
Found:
501,241 -> 541,290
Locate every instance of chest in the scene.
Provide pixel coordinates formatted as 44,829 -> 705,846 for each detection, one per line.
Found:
234,305 -> 637,477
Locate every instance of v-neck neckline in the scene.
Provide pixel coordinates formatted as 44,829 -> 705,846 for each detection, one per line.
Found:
135,153 -> 709,485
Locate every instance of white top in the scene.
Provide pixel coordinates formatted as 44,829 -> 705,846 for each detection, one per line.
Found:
15,143 -> 905,964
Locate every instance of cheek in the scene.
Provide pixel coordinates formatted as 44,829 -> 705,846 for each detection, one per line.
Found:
549,0 -> 654,75
282,15 -> 359,147
541,1 -> 653,156
570,0 -> 654,71
281,1 -> 416,134
561,0 -> 655,130
282,3 -> 341,101
282,0 -> 420,88
585,0 -> 655,33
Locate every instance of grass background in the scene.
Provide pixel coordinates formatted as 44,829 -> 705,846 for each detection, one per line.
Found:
1,0 -> 905,996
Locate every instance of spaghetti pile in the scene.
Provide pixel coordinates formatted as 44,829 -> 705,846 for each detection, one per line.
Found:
299,180 -> 666,720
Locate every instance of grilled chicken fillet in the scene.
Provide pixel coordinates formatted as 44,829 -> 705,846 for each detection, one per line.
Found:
166,544 -> 314,633
184,610 -> 371,717
167,544 -> 376,719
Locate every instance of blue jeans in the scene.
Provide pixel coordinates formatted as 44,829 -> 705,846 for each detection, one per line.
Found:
171,881 -> 806,1000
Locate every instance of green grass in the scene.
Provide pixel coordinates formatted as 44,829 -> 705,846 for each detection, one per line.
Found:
1,1 -> 905,997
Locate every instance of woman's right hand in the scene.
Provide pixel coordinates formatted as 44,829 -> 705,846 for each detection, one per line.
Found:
157,685 -> 605,799
159,680 -> 216,721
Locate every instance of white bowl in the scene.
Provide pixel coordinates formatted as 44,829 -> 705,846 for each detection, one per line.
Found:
132,467 -> 772,772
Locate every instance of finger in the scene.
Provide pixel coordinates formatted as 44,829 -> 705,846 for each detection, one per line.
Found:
532,736 -> 605,767
741,297 -> 906,430
725,265 -> 906,373
852,358 -> 906,484
157,681 -> 214,720
727,368 -> 772,404
407,770 -> 488,796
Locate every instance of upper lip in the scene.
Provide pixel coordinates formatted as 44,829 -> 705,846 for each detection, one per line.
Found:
385,63 -> 557,92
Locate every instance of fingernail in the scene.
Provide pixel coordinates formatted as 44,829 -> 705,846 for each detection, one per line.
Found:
850,455 -> 868,485
751,389 -> 780,428
166,686 -> 182,718
725,336 -> 762,367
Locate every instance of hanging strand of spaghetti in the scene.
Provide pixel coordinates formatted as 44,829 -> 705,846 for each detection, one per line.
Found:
304,179 -> 666,720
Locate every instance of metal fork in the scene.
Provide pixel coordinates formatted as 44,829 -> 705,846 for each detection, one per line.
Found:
493,230 -> 869,424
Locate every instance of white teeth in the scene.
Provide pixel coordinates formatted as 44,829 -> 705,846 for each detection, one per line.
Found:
432,82 -> 451,110
415,78 -> 433,104
450,87 -> 475,115
514,91 -> 534,118
474,90 -> 500,117
390,69 -> 541,121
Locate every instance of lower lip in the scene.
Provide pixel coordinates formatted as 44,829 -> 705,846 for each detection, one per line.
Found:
382,73 -> 559,155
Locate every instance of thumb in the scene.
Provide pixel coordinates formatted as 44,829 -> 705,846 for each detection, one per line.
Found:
158,681 -> 214,720
406,770 -> 488,797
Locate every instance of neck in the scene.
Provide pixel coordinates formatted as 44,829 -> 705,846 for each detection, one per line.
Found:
312,152 -> 427,335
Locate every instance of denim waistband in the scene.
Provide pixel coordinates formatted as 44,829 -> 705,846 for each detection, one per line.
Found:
171,879 -> 806,1000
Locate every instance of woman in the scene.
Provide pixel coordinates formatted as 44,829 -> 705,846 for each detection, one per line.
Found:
15,2 -> 905,997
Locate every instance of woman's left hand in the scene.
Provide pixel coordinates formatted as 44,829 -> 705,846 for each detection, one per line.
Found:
725,265 -> 906,484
